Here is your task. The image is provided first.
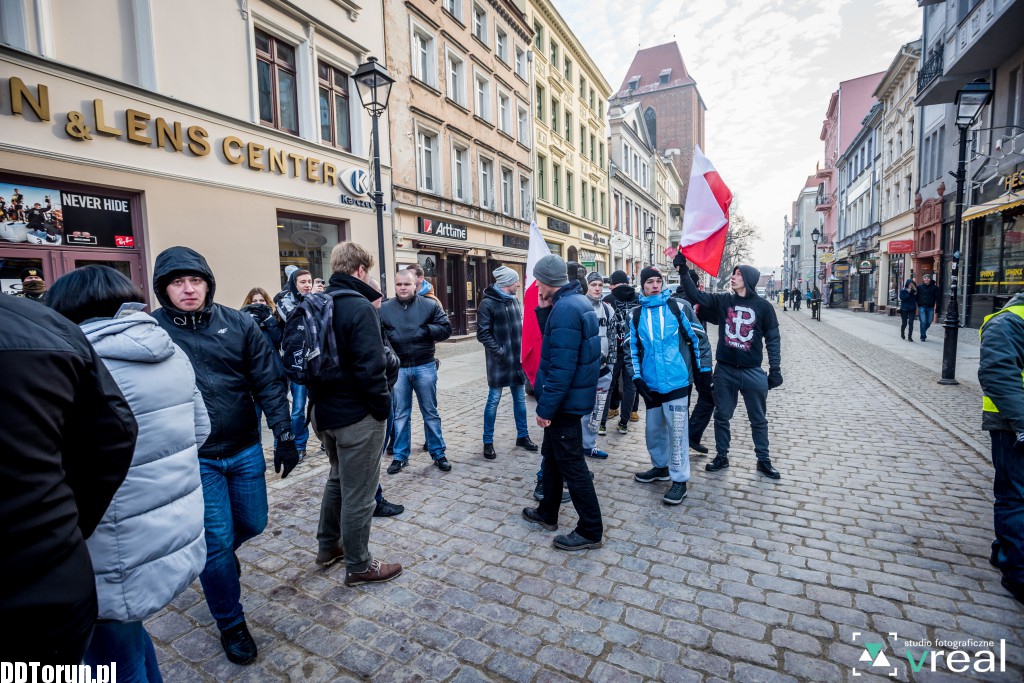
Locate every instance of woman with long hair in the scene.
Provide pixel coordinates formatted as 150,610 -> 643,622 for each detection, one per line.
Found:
48,265 -> 208,682
240,287 -> 282,353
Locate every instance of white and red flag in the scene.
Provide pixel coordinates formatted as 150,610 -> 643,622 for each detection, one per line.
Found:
521,220 -> 548,386
678,145 -> 733,276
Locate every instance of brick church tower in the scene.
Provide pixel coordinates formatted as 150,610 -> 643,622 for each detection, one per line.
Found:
610,42 -> 706,204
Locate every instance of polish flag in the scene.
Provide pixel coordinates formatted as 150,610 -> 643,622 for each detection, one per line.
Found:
522,221 -> 548,386
678,145 -> 732,276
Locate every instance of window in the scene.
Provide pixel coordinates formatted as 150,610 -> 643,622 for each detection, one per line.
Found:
317,61 -> 350,150
479,156 -> 495,209
452,144 -> 469,201
580,76 -> 586,97
566,171 -> 574,212
443,0 -> 462,22
517,104 -> 529,144
591,186 -> 596,220
550,41 -> 559,69
589,88 -> 595,110
498,90 -> 511,134
515,45 -> 526,79
891,184 -> 898,216
628,77 -> 638,92
519,175 -> 531,219
581,181 -> 588,218
599,142 -> 605,168
496,27 -> 509,63
580,125 -> 587,156
534,20 -> 543,50
446,51 -> 466,106
551,96 -> 559,133
1008,67 -> 1022,136
416,127 -> 439,193
473,5 -> 488,44
536,85 -> 545,120
411,25 -> 437,86
501,167 -> 513,215
475,72 -> 492,121
590,133 -> 596,161
537,155 -> 547,200
255,29 -> 299,134
565,111 -> 572,143
564,57 -> 572,81
552,162 -> 561,206
600,191 -> 606,225
599,101 -> 603,118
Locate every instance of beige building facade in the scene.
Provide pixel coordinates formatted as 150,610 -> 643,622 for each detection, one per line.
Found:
655,155 -> 684,281
609,102 -> 659,279
384,0 -> 533,334
0,0 -> 392,306
526,0 -> 611,275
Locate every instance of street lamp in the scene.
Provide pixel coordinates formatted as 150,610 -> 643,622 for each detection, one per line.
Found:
352,56 -> 395,296
644,225 -> 654,266
940,78 -> 993,385
811,227 -> 822,321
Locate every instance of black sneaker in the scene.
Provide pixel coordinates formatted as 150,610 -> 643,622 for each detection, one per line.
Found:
634,466 -> 670,483
220,621 -> 257,665
552,531 -> 602,551
756,459 -> 781,479
705,455 -> 730,472
373,499 -> 405,517
434,456 -> 452,472
522,507 -> 557,531
386,459 -> 407,475
663,482 -> 687,505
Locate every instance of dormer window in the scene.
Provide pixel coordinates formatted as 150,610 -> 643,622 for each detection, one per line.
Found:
628,76 -> 639,92
659,68 -> 671,85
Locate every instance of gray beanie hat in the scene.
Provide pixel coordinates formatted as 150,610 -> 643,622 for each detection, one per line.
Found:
493,265 -> 519,287
533,254 -> 569,287
586,272 -> 604,284
284,265 -> 299,279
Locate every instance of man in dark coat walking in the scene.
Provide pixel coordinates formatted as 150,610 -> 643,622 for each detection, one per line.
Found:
915,273 -> 940,341
477,265 -> 538,459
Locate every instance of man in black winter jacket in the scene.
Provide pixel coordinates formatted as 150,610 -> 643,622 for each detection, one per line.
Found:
603,270 -> 640,432
152,246 -> 295,666
676,254 -> 784,479
312,242 -> 402,587
915,273 -> 941,341
0,295 -> 137,664
380,268 -> 453,473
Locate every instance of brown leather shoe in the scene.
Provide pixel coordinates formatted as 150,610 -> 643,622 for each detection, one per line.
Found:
345,559 -> 403,586
315,546 -> 345,567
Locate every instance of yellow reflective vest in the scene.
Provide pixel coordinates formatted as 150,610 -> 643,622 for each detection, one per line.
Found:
980,304 -> 1024,415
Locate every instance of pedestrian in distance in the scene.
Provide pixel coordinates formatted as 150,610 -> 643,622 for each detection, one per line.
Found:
604,270 -> 641,432
916,273 -> 940,341
810,286 -> 822,320
582,272 -> 613,460
673,270 -> 716,454
627,267 -> 712,504
790,286 -> 801,311
0,295 -> 137,665
477,265 -> 538,460
274,268 -> 314,459
13,266 -> 47,302
978,289 -> 1024,606
381,268 -> 453,473
151,246 -> 297,665
676,253 -> 784,480
48,265 -> 209,680
521,255 -> 604,551
899,279 -> 917,341
406,262 -> 442,304
309,243 -> 402,585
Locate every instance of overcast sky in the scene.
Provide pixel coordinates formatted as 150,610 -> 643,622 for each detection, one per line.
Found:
557,0 -> 923,269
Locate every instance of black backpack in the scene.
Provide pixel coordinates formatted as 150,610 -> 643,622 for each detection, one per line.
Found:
281,290 -> 361,384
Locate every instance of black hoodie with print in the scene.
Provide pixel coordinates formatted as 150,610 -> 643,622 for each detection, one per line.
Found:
679,264 -> 781,370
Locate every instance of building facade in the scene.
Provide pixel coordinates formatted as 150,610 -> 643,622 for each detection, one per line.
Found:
383,0 -> 533,335
526,0 -> 611,275
874,40 -> 921,310
608,103 -> 659,279
655,155 -> 684,280
786,176 -> 820,296
1,0 -> 391,306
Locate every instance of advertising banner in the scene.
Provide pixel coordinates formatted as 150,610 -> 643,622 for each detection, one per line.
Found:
1,181 -> 134,248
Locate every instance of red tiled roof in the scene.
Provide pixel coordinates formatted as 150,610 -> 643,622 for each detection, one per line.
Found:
612,42 -> 696,99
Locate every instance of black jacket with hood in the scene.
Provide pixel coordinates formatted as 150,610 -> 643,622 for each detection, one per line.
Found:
274,270 -> 305,322
309,272 -> 391,431
604,285 -> 640,351
380,293 -> 453,367
680,264 -> 781,370
151,246 -> 291,458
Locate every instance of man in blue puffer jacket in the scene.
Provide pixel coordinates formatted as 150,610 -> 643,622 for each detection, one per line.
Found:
521,255 -> 603,551
627,267 -> 711,505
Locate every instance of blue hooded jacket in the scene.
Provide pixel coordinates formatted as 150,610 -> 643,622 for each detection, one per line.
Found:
626,290 -> 712,396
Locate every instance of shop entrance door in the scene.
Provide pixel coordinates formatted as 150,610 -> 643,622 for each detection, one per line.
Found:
1,247 -> 145,297
444,255 -> 466,335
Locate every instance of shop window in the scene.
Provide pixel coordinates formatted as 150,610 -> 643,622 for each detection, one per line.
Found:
318,62 -> 351,151
277,213 -> 345,284
255,29 -> 299,135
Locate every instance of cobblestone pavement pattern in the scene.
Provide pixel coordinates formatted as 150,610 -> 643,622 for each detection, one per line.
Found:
147,306 -> 1024,682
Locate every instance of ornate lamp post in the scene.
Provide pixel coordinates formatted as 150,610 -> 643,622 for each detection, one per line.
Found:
352,56 -> 395,296
940,79 -> 993,385
811,227 -> 822,321
644,225 -> 654,266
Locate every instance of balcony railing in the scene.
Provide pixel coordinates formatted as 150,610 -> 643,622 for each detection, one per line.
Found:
918,44 -> 944,93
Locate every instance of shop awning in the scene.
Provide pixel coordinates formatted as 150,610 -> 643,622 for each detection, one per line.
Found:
963,195 -> 1024,221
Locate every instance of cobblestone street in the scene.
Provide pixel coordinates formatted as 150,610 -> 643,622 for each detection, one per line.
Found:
149,305 -> 1024,682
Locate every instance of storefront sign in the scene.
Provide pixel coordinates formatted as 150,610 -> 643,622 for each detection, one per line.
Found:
857,260 -> 874,275
502,234 -> 529,250
833,263 -> 850,277
887,239 -> 914,254
819,252 -> 835,264
1005,169 -> 1024,193
418,217 -> 467,240
547,217 -> 570,234
0,180 -> 134,248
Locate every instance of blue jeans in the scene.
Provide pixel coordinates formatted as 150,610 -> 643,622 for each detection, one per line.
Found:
392,362 -> 446,461
85,621 -> 161,683
290,381 -> 309,451
918,307 -> 935,339
992,430 -> 1024,584
198,443 -> 268,631
483,385 -> 529,444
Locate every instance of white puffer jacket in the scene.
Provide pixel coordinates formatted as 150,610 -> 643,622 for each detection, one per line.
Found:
82,313 -> 209,621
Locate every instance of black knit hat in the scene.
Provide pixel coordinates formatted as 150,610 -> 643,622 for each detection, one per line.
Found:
610,270 -> 629,285
639,266 -> 662,286
20,267 -> 43,282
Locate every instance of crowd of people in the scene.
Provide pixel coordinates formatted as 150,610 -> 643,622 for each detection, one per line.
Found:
3,233 -> 1021,678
